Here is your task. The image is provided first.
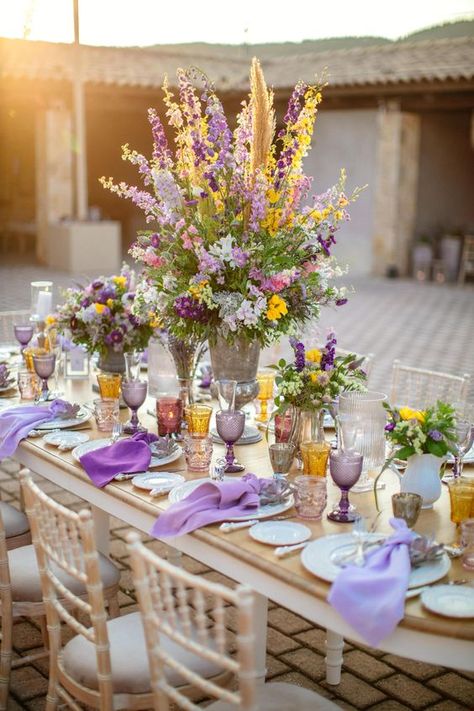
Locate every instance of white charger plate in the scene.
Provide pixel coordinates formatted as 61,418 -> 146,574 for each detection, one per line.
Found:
168,477 -> 294,521
72,438 -> 182,469
301,533 -> 451,589
421,585 -> 474,618
36,408 -> 92,431
249,521 -> 311,546
43,431 -> 90,447
132,472 -> 185,492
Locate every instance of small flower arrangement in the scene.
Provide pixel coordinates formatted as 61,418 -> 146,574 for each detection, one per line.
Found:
56,265 -> 153,356
383,401 -> 457,460
101,60 -> 363,347
271,332 -> 367,414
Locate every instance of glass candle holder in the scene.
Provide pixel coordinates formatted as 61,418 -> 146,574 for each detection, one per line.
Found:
30,281 -> 53,322
32,353 -> 56,400
255,370 -> 275,423
274,410 -> 294,443
14,324 -> 34,353
460,518 -> 474,571
93,398 -> 120,432
300,440 -> 331,477
184,404 -> 213,438
156,397 -> 182,436
183,433 -> 213,472
97,373 -> 122,400
327,450 -> 364,523
448,478 -> 474,525
18,370 -> 41,400
269,442 -> 295,479
294,476 -> 327,520
122,380 -> 147,435
391,492 -> 423,529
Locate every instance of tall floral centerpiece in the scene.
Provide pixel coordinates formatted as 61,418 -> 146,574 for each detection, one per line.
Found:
101,60 -> 361,403
56,265 -> 154,373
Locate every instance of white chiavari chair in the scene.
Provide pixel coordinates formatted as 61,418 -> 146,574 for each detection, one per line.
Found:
390,360 -> 471,410
128,531 -> 339,711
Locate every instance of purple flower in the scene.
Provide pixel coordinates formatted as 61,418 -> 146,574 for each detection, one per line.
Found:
428,429 -> 443,442
150,233 -> 161,248
336,298 -> 348,307
320,331 -> 337,371
385,423 -> 396,432
174,295 -> 209,322
105,329 -> 124,345
91,280 -> 103,290
231,247 -> 249,268
290,338 -> 306,372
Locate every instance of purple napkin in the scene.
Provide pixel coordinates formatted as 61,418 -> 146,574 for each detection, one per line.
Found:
328,518 -> 416,646
151,473 -> 270,538
0,400 -> 71,460
79,431 -> 158,488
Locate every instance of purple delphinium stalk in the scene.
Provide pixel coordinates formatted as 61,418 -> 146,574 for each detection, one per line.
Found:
290,338 -> 306,372
320,332 -> 337,371
174,295 -> 208,322
428,429 -> 443,441
148,108 -> 173,169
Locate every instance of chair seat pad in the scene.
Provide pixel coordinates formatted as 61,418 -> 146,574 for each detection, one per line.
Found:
62,611 -> 222,695
8,545 -> 120,602
208,682 -> 340,711
0,502 -> 29,538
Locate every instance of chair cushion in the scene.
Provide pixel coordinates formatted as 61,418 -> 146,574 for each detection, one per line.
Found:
0,502 -> 29,538
8,545 -> 120,602
62,611 -> 222,695
208,681 -> 340,711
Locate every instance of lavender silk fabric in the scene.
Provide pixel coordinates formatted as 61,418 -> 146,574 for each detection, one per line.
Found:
80,432 -> 158,488
152,473 -> 269,538
328,518 -> 416,646
0,400 -> 70,460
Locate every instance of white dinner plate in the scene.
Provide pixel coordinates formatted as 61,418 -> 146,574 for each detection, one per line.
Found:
36,408 -> 92,430
421,585 -> 474,618
132,471 -> 185,492
148,446 -> 183,468
72,438 -> 182,469
249,521 -> 311,546
43,431 -> 90,448
300,533 -> 451,589
168,477 -> 294,521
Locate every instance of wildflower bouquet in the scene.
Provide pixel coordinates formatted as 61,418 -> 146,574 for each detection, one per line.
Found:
271,333 -> 367,414
101,60 -> 362,346
56,265 -> 153,356
383,402 -> 457,460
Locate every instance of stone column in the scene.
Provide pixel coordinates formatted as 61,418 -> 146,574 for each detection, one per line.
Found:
372,102 -> 421,276
35,105 -> 74,262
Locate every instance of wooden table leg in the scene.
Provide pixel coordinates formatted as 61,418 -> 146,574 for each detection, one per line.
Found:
325,629 -> 344,685
91,505 -> 110,556
253,591 -> 268,686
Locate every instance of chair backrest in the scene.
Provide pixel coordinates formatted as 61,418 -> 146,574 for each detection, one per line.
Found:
19,472 -> 114,707
128,532 -> 257,711
390,359 -> 471,410
0,310 -> 31,349
0,507 -> 13,697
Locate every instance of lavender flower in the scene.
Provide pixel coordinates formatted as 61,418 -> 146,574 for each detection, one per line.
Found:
320,332 -> 337,371
290,338 -> 306,372
105,329 -> 124,345
174,295 -> 208,322
428,429 -> 443,442
150,233 -> 161,248
385,423 -> 396,432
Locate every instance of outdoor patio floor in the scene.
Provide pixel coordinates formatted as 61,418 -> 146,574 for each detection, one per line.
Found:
0,260 -> 473,709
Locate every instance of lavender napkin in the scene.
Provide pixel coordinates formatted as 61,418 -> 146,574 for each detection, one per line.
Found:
152,473 -> 270,538
0,400 -> 72,460
328,518 -> 416,646
79,431 -> 158,488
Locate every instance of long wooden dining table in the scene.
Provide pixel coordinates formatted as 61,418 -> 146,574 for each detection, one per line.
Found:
9,379 -> 474,685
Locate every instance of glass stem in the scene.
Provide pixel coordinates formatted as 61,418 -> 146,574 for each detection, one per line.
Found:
339,488 -> 350,515
225,442 -> 235,467
130,407 -> 139,429
453,456 -> 460,479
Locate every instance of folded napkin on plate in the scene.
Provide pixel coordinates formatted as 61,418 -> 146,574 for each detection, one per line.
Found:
0,399 -> 72,459
79,431 -> 158,488
151,473 -> 272,538
328,518 -> 416,646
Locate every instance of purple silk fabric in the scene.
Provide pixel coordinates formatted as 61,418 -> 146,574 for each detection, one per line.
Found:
0,400 -> 70,460
80,431 -> 158,488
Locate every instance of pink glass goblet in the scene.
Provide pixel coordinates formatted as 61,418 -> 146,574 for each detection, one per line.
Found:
32,353 -> 56,401
215,409 -> 245,473
327,450 -> 363,523
121,380 -> 147,434
14,324 -> 34,353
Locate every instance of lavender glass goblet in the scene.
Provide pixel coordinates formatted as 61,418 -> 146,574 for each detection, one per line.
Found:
121,380 -> 147,434
327,449 -> 363,523
215,409 -> 245,473
14,324 -> 34,353
32,353 -> 56,401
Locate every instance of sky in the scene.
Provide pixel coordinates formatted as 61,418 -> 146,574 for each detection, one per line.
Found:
0,0 -> 473,46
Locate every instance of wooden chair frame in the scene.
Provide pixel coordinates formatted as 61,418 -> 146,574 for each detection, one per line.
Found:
390,359 -> 471,410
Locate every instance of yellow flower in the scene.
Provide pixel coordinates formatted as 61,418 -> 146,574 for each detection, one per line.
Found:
188,280 -> 209,300
266,294 -> 288,320
112,276 -> 127,288
306,348 -> 321,364
399,407 -> 426,423
44,314 -> 57,326
106,298 -> 114,308
148,311 -> 161,329
95,303 -> 106,315
309,372 -> 318,384
267,189 -> 280,204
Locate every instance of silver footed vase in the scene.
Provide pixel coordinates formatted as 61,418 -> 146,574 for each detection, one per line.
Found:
209,336 -> 260,409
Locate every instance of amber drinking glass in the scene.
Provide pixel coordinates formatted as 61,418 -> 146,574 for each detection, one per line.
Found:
97,373 -> 122,400
255,370 -> 275,423
300,440 -> 331,477
184,404 -> 213,438
448,478 -> 474,525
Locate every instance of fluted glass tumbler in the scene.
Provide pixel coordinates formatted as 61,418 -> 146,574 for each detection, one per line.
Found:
215,410 -> 245,473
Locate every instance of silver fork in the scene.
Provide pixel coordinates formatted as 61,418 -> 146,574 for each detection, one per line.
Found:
110,422 -> 122,444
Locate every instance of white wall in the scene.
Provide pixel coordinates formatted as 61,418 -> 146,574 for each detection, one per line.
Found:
305,109 -> 378,275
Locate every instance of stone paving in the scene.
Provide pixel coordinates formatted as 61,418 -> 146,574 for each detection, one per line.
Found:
0,260 -> 474,709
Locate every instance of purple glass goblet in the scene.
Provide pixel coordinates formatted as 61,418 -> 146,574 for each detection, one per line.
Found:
32,353 -> 56,401
121,380 -> 147,434
327,450 -> 363,523
14,324 -> 34,353
215,409 -> 245,473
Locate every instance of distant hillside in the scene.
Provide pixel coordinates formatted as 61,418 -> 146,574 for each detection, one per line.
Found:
401,19 -> 474,41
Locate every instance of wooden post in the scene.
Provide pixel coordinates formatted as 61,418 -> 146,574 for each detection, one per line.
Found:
73,0 -> 88,221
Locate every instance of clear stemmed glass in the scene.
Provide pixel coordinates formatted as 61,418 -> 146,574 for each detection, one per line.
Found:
452,418 -> 474,479
327,449 -> 363,522
215,409 -> 245,473
14,324 -> 34,354
32,353 -> 56,401
216,379 -> 237,411
121,380 -> 147,434
124,351 -> 142,382
269,442 -> 295,480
